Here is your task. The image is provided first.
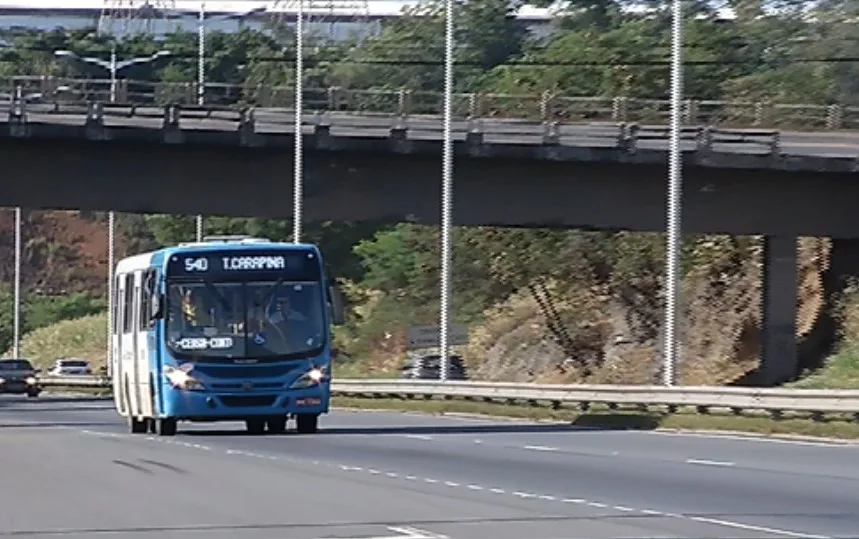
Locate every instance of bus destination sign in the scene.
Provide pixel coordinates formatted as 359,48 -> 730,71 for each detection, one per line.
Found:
166,250 -> 319,280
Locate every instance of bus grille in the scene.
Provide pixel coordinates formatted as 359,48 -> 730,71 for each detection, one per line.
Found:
195,364 -> 298,379
210,382 -> 283,390
220,395 -> 277,407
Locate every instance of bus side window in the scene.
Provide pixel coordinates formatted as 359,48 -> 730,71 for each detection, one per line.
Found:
112,274 -> 122,336
123,274 -> 134,335
139,270 -> 155,330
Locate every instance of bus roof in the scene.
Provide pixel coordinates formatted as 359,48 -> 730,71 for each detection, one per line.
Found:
114,239 -> 321,275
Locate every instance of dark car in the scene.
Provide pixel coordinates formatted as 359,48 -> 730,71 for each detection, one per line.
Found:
0,359 -> 42,398
400,354 -> 468,380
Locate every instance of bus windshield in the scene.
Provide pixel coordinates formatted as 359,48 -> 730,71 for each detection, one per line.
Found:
165,280 -> 326,360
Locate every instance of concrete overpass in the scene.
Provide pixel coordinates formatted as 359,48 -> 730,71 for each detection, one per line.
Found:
3,99 -> 859,386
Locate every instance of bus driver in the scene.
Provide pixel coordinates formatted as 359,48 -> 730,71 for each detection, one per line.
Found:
249,292 -> 314,353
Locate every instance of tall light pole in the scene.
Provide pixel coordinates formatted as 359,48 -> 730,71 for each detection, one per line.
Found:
193,3 -> 267,241
198,0 -> 206,106
438,0 -> 454,382
196,2 -> 206,240
106,210 -> 115,377
293,0 -> 305,243
107,44 -> 116,374
663,0 -> 684,386
12,207 -> 21,358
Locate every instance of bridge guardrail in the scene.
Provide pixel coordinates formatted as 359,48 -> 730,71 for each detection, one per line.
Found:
5,98 -> 790,157
2,75 -> 857,131
36,376 -> 859,419
4,99 -> 791,157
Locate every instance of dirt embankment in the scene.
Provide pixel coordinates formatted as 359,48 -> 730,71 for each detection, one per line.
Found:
463,238 -> 833,386
0,209 -> 126,296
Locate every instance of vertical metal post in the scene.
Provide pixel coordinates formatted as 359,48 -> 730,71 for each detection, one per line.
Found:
106,210 -> 115,377
663,0 -> 684,386
197,0 -> 206,106
438,0 -> 454,382
12,207 -> 21,358
292,0 -> 304,244
109,42 -> 116,103
196,1 -> 206,239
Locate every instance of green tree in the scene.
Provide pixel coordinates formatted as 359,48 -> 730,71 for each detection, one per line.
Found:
326,0 -> 531,98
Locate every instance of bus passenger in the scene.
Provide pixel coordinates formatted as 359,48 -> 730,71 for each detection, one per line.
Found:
180,288 -> 213,330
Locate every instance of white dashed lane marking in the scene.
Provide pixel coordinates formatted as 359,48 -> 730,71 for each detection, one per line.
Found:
523,444 -> 559,452
686,458 -> 735,467
75,428 -> 831,539
400,434 -> 433,441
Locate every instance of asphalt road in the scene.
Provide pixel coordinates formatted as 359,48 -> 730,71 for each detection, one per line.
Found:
2,395 -> 858,539
11,106 -> 859,158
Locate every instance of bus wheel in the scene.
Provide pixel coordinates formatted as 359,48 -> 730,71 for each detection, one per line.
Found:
157,418 -> 177,437
128,415 -> 147,434
266,416 -> 287,434
245,418 -> 266,435
296,414 -> 318,434
126,397 -> 147,433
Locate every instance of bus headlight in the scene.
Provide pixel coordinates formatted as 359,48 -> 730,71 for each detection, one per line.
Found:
164,366 -> 205,391
25,376 -> 36,385
289,367 -> 327,389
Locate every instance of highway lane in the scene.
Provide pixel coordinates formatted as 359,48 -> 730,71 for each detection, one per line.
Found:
0,398 -> 748,539
11,109 -> 859,158
2,397 -> 858,538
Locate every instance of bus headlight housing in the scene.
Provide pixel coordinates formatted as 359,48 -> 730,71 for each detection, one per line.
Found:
289,367 -> 328,389
164,366 -> 205,391
25,376 -> 36,385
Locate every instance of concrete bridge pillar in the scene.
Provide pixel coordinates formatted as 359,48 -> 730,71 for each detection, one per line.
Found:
760,235 -> 798,386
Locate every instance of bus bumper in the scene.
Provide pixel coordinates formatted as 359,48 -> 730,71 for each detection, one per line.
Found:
160,385 -> 330,421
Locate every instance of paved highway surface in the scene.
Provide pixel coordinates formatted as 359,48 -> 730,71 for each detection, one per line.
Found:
11,106 -> 859,158
1,395 -> 858,538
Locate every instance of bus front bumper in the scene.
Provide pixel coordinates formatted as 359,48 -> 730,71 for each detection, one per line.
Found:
160,385 -> 330,420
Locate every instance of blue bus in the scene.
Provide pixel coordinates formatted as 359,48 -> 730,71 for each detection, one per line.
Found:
110,236 -> 345,436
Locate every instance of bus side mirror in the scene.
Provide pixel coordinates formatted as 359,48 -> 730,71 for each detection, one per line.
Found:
150,294 -> 164,321
329,283 -> 346,326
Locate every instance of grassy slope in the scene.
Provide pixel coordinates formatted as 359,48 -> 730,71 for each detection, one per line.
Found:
791,347 -> 859,390
790,288 -> 859,390
16,313 -> 107,372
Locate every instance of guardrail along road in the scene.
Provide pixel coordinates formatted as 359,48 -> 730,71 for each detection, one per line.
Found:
0,395 -> 856,538
38,376 -> 859,419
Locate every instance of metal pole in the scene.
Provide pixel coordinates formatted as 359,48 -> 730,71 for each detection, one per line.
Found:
106,210 -> 115,377
438,0 -> 454,382
196,2 -> 206,238
663,0 -> 684,387
197,0 -> 206,106
292,0 -> 304,244
195,215 -> 203,241
12,207 -> 21,358
109,42 -> 116,102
